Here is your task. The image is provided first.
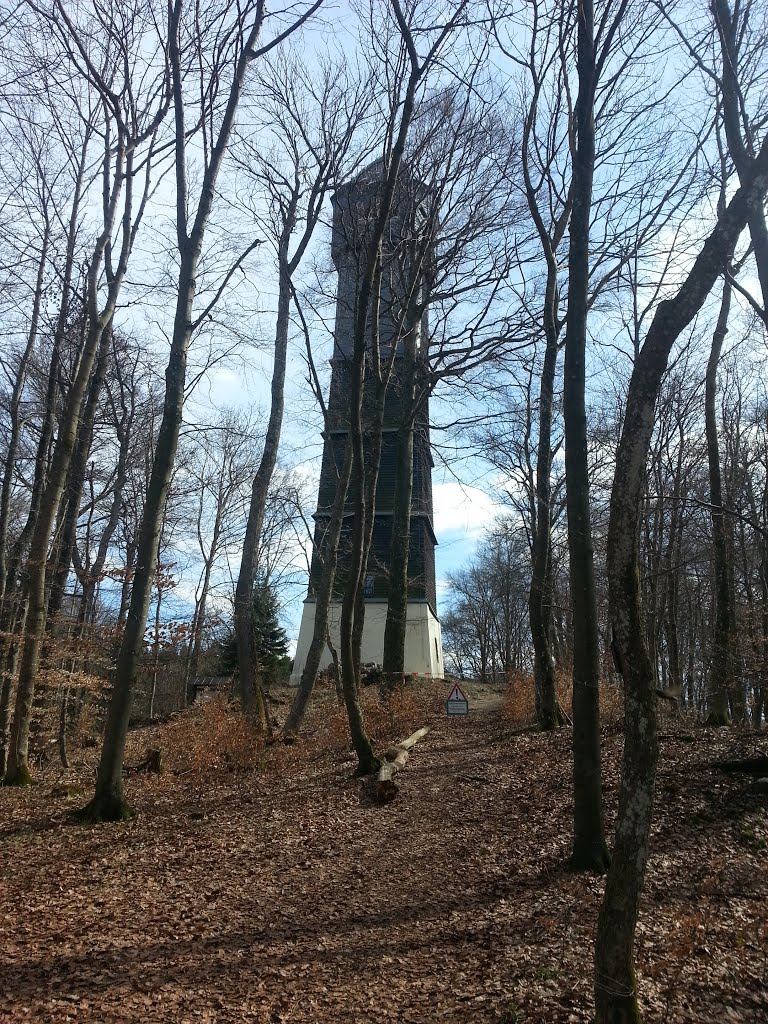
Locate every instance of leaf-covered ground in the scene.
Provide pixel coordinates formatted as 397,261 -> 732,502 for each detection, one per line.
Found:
1,684 -> 766,1023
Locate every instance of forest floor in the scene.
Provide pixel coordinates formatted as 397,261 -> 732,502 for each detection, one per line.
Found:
1,679 -> 767,1024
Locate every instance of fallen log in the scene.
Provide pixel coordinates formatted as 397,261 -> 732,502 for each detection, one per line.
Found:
713,754 -> 768,775
373,726 -> 431,804
382,726 -> 431,762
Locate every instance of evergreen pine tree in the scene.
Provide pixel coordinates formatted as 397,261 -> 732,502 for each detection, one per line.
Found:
220,580 -> 290,686
250,582 -> 290,684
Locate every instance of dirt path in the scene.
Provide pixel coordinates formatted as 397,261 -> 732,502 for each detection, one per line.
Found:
1,694 -> 766,1023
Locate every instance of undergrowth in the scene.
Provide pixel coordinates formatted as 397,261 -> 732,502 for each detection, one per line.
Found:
324,679 -> 443,750
160,695 -> 265,776
501,669 -> 627,727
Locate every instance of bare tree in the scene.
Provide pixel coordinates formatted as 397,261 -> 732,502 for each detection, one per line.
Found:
4,0 -> 172,784
705,269 -> 735,724
72,335 -> 148,630
561,0 -> 630,873
381,71 -> 522,675
286,17 -> 523,737
596,107 -> 768,1024
281,0 -> 475,765
490,0 -> 574,730
81,0 -> 325,822
443,521 -> 530,682
0,80 -> 100,779
182,409 -> 259,684
232,49 -> 370,728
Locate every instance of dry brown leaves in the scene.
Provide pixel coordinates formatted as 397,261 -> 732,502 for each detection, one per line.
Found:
0,684 -> 766,1023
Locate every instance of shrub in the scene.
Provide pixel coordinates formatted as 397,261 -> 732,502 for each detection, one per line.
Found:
324,678 -> 438,751
161,695 -> 263,776
502,669 -> 536,723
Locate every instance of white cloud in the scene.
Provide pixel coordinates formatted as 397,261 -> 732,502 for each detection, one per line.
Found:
432,481 -> 504,540
204,365 -> 256,410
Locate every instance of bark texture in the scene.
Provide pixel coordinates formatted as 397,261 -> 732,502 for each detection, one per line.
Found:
562,0 -> 609,873
704,279 -> 734,725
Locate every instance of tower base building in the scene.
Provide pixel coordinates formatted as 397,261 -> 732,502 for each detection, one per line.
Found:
291,600 -> 442,683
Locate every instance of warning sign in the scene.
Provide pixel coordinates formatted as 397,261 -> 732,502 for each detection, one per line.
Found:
446,684 -> 469,716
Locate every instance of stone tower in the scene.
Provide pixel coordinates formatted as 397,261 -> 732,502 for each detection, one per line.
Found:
291,163 -> 443,683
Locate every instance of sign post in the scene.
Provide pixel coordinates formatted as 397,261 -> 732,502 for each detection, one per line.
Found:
446,683 -> 469,716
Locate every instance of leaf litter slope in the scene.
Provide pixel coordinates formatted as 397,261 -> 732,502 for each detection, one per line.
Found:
0,688 -> 766,1024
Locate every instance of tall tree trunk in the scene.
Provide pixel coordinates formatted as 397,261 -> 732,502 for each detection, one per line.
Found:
338,315 -> 380,774
5,141 -> 133,786
235,243 -> 292,732
663,435 -> 685,696
519,54 -> 571,728
0,232 -> 51,781
335,6 -> 427,774
0,222 -> 50,611
84,254 -> 196,819
714,0 -> 768,303
283,440 -> 353,736
759,533 -> 768,726
47,324 -> 114,622
530,319 -> 563,730
3,322 -> 64,607
5,315 -> 113,784
562,0 -> 610,873
149,574 -> 163,720
705,278 -> 733,725
596,132 -> 768,1024
79,4 -> 267,821
2,131 -> 90,617
0,612 -> 24,780
382,333 -> 418,675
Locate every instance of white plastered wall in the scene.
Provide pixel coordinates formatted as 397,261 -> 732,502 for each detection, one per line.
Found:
290,601 -> 443,684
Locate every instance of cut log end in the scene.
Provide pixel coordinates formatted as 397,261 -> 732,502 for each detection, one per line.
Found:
375,778 -> 399,804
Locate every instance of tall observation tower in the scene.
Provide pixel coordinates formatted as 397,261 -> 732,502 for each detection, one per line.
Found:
291,164 -> 443,681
